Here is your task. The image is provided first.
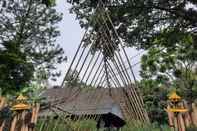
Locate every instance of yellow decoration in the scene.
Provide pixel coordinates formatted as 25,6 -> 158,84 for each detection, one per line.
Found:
169,92 -> 181,102
165,91 -> 188,113
16,94 -> 27,101
165,108 -> 188,113
11,95 -> 30,111
11,103 -> 30,111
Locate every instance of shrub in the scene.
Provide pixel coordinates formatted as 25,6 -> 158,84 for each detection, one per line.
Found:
186,126 -> 197,131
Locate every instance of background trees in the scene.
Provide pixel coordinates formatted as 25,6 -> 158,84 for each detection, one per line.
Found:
64,69 -> 81,87
0,0 -> 66,95
141,30 -> 197,102
140,30 -> 197,124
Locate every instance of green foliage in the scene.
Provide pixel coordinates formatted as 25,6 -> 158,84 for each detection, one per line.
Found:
140,31 -> 197,102
36,118 -> 97,131
42,0 -> 56,7
67,0 -> 197,49
22,83 -> 46,103
139,30 -> 197,123
36,118 -> 171,131
0,0 -> 65,95
69,120 -> 97,131
139,80 -> 169,124
0,41 -> 34,95
64,69 -> 81,87
186,125 -> 197,131
122,121 -> 170,131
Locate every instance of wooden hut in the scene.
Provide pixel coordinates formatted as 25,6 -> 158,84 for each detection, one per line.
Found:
40,86 -> 139,129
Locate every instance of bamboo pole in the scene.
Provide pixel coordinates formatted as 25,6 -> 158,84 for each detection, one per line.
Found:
0,97 -> 5,131
34,103 -> 40,123
30,103 -> 40,131
184,112 -> 191,127
178,113 -> 185,131
29,105 -> 36,131
166,105 -> 175,131
21,111 -> 27,131
0,97 -> 5,109
31,105 -> 36,123
10,115 -> 18,131
191,103 -> 197,126
0,121 -> 5,131
174,114 -> 178,131
183,101 -> 192,127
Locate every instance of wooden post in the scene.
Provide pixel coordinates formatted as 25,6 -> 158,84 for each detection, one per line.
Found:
178,113 -> 185,131
191,103 -> 197,126
166,105 -> 175,131
0,121 -> 5,131
34,103 -> 40,123
21,111 -> 26,131
174,114 -> 178,131
183,101 -> 192,127
0,97 -> 5,109
31,105 -> 36,123
10,115 -> 18,131
30,103 -> 40,131
184,112 -> 192,127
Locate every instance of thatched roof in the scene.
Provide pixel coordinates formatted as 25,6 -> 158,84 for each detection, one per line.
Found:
40,87 -> 134,120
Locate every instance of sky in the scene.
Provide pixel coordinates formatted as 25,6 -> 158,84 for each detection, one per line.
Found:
51,0 -> 144,86
52,0 -> 84,85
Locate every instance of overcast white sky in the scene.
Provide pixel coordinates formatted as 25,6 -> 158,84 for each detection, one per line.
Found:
51,0 -> 144,86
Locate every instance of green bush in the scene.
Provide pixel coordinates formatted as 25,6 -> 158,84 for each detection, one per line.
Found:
186,125 -> 197,131
122,121 -> 170,131
36,118 -> 171,131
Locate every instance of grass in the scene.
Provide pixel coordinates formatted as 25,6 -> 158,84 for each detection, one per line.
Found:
122,121 -> 170,131
36,118 -> 171,131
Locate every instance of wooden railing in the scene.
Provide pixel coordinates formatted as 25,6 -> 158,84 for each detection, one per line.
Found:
0,97 -> 40,131
167,102 -> 197,131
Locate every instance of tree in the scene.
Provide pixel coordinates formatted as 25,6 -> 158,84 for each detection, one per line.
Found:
0,41 -> 34,95
67,0 -> 197,49
41,0 -> 56,7
64,69 -> 81,87
139,79 -> 168,124
140,30 -> 197,123
0,0 -> 66,95
140,30 -> 197,102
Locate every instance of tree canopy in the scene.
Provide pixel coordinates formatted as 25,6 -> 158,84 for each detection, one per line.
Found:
68,0 -> 197,49
140,30 -> 197,100
139,29 -> 197,124
0,0 -> 66,94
